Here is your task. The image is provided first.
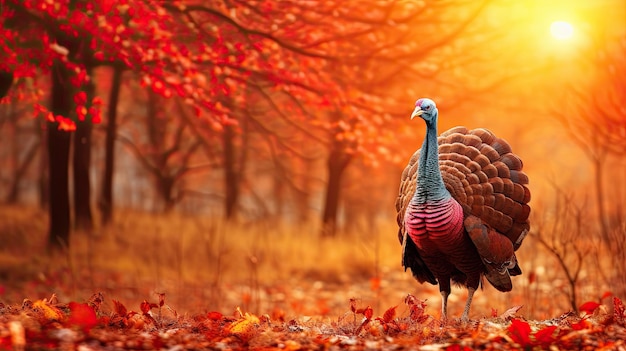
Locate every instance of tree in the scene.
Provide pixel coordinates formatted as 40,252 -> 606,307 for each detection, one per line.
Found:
0,71 -> 13,98
0,90 -> 40,204
47,51 -> 75,249
118,90 -> 203,213
2,0 -> 238,249
99,65 -> 123,225
552,33 -> 626,246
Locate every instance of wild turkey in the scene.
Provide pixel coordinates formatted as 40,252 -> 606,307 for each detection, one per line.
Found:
395,98 -> 531,321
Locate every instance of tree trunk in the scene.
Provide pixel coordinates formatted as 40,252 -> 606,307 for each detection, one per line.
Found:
47,61 -> 73,251
223,123 -> 239,220
0,70 -> 13,98
158,176 -> 176,213
38,119 -> 49,210
592,156 -> 610,246
100,66 -> 123,226
6,140 -> 40,203
294,156 -> 313,224
321,147 -> 351,237
73,68 -> 94,231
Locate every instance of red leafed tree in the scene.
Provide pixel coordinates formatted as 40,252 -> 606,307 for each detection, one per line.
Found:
162,1 -> 497,232
2,0 -> 508,242
0,0 -> 230,249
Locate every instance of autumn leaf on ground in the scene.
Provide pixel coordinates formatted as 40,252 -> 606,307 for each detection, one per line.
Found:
354,306 -> 374,335
405,294 -> 429,323
381,305 -> 397,324
507,318 -> 532,348
226,311 -> 260,342
533,325 -> 558,348
375,306 -> 401,334
356,306 -> 373,320
87,292 -> 104,313
66,302 -> 97,332
579,301 -> 601,315
498,305 -> 524,321
32,297 -> 64,322
112,299 -> 127,317
207,311 -> 223,321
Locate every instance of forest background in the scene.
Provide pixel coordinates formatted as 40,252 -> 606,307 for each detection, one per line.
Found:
0,0 -> 625,321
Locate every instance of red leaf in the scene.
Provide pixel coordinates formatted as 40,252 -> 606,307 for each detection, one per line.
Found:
356,306 -> 373,320
533,325 -> 557,347
140,300 -> 156,315
55,116 -> 76,131
67,302 -> 97,332
382,306 -> 397,323
207,311 -> 223,321
76,106 -> 87,121
363,306 -> 373,320
405,294 -> 428,323
73,91 -> 87,105
579,301 -> 600,315
445,345 -> 472,351
92,96 -> 103,106
112,300 -> 127,317
571,318 -> 590,330
508,319 -> 532,347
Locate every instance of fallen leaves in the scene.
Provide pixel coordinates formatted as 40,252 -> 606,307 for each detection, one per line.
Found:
579,301 -> 602,315
67,302 -> 97,332
0,292 -> 625,350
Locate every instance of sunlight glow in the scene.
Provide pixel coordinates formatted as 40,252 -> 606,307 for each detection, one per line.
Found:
550,21 -> 574,40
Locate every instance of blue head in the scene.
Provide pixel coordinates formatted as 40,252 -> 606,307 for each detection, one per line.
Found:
410,98 -> 438,125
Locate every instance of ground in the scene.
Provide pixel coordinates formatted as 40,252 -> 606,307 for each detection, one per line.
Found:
1,205 -> 625,349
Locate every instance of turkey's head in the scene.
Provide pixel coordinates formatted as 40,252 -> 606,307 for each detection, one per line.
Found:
411,98 -> 438,125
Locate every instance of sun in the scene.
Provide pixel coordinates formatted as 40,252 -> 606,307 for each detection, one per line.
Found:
550,21 -> 574,40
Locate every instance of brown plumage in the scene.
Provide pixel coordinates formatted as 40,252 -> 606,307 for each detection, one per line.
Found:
396,122 -> 531,320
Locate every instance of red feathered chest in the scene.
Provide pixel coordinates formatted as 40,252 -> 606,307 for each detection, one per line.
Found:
404,197 -> 465,251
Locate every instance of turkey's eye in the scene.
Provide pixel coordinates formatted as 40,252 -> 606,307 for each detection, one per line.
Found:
425,106 -> 431,110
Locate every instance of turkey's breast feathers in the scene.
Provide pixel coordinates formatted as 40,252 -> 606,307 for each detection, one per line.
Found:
396,126 -> 531,274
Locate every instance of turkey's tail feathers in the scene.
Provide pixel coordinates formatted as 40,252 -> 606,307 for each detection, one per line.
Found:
437,127 -> 531,250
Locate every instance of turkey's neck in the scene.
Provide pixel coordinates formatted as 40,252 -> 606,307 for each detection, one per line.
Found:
414,119 -> 450,204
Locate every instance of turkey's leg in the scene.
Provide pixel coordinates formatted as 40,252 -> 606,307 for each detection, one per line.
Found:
440,290 -> 449,321
439,279 -> 451,321
461,287 -> 476,321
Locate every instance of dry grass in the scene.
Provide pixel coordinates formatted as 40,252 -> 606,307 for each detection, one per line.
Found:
0,204 -> 621,321
0,205 -> 404,316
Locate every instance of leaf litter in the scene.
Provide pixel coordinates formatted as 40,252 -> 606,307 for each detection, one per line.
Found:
0,292 -> 625,350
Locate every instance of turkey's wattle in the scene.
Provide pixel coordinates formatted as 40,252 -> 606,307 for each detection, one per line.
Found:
396,98 -> 531,321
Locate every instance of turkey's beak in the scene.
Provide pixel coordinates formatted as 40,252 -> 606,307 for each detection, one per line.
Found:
410,107 -> 423,120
